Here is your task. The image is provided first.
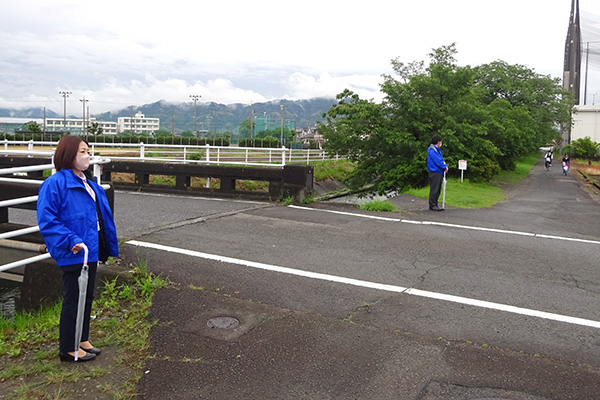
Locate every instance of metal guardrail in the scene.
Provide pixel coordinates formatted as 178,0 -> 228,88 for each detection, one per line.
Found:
0,150 -> 111,273
2,140 -> 342,166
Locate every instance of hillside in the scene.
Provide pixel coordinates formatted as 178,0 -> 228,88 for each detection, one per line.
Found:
94,98 -> 336,132
1,98 -> 336,133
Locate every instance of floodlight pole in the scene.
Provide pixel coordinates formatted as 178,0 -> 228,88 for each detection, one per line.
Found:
190,94 -> 201,136
59,91 -> 72,132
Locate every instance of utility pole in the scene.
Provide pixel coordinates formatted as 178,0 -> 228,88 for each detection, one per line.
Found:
250,102 -> 254,146
171,111 -> 175,139
129,106 -> 134,135
213,110 -> 217,142
190,94 -> 201,136
280,104 -> 284,146
80,96 -> 88,136
59,91 -> 71,133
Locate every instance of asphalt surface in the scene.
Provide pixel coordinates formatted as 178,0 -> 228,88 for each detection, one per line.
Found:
13,158 -> 599,399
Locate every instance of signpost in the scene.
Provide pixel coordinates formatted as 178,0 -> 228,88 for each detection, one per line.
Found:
458,160 -> 467,183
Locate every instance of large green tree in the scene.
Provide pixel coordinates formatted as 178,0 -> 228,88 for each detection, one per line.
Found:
320,44 -> 573,194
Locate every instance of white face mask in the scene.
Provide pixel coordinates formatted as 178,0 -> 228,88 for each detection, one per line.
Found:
73,146 -> 90,172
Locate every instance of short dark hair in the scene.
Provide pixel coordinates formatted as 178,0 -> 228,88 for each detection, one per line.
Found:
53,136 -> 86,171
431,134 -> 442,145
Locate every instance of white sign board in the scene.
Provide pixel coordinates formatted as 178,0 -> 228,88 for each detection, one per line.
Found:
458,160 -> 467,170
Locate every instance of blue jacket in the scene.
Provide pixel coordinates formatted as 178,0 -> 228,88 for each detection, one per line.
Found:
427,144 -> 447,174
37,169 -> 119,267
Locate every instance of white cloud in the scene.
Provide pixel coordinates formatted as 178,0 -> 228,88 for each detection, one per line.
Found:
285,72 -> 384,102
1,0 -> 600,112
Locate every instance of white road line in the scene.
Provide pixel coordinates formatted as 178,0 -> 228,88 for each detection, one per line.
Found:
288,205 -> 600,245
116,190 -> 267,205
126,239 -> 600,329
288,205 -> 402,222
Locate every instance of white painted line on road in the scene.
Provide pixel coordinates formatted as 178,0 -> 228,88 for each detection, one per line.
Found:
116,190 -> 268,205
288,205 -> 401,222
288,205 -> 600,245
126,239 -> 600,329
410,221 -> 535,237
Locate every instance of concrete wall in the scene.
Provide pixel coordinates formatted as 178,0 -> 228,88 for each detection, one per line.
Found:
572,105 -> 600,143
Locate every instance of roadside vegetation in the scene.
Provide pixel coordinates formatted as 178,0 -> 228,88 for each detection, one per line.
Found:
342,153 -> 538,210
0,259 -> 168,400
319,44 -> 573,196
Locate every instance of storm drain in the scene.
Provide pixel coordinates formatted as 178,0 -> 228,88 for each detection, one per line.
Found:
207,316 -> 240,330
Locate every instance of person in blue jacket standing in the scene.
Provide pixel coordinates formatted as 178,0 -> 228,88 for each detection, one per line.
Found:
426,134 -> 448,211
37,136 -> 119,362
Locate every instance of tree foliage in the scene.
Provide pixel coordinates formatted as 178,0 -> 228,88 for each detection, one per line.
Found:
86,122 -> 103,136
27,122 -> 42,133
565,137 -> 600,159
319,44 -> 573,194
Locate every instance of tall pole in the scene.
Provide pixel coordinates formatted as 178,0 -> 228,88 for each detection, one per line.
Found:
280,104 -> 284,146
250,102 -> 254,146
59,91 -> 71,133
80,96 -> 88,136
213,110 -> 217,142
583,42 -> 589,105
171,111 -> 175,138
190,94 -> 200,136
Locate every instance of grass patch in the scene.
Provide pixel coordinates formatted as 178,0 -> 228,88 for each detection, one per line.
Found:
407,179 -> 505,208
492,153 -> 539,185
311,160 -> 355,182
359,200 -> 397,212
0,258 -> 169,399
236,180 -> 269,192
406,154 -> 538,209
150,175 -> 175,186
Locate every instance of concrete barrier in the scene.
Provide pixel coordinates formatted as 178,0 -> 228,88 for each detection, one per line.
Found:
0,156 -> 314,202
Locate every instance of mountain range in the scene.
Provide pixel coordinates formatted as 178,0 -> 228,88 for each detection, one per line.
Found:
1,98 -> 337,132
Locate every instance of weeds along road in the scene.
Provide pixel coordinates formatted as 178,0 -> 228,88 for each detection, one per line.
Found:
107,156 -> 600,399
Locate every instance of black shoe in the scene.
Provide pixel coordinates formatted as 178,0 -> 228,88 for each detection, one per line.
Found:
59,351 -> 96,362
80,346 -> 101,355
429,206 -> 444,211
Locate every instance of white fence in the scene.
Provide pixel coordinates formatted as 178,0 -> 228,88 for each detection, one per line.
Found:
0,151 -> 110,273
2,140 -> 342,166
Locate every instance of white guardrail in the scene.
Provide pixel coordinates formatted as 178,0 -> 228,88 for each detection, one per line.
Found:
2,140 -> 342,166
0,149 -> 111,273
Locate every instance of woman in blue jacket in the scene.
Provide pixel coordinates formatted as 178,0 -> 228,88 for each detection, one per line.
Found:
37,136 -> 119,362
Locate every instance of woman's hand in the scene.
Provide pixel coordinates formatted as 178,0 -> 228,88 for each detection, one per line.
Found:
71,243 -> 84,254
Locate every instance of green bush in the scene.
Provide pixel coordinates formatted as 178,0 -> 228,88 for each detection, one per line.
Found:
359,200 -> 396,212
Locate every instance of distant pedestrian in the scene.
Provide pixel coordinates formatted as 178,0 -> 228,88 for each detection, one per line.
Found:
427,134 -> 448,211
37,136 -> 119,362
544,151 -> 552,171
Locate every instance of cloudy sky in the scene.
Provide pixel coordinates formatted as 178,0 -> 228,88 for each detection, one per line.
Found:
1,0 -> 600,116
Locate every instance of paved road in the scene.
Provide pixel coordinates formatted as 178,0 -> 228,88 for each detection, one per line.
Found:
10,158 -> 600,399
109,158 -> 600,399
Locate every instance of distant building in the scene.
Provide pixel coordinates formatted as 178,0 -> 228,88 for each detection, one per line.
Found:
294,126 -> 324,148
0,117 -> 44,134
572,105 -> 600,143
117,112 -> 160,135
45,117 -> 118,135
43,111 -> 159,135
255,113 -> 295,133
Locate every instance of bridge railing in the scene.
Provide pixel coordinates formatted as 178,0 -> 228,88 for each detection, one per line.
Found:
0,150 -> 111,273
2,140 -> 342,166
